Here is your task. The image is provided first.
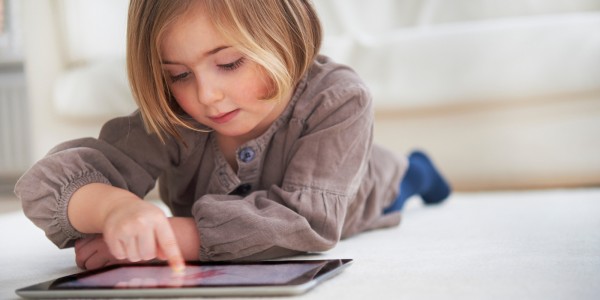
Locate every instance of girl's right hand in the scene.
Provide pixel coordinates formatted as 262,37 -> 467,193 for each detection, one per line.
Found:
101,198 -> 185,272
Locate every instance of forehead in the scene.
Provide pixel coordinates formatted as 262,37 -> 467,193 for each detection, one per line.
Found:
160,3 -> 228,57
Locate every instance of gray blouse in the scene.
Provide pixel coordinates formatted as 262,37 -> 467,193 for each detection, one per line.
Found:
15,55 -> 407,261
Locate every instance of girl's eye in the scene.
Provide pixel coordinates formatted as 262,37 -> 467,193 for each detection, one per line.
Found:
170,72 -> 190,83
218,57 -> 245,71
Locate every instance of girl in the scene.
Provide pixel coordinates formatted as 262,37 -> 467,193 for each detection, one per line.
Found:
15,0 -> 450,272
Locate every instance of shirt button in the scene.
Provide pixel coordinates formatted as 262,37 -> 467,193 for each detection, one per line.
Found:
238,147 -> 256,163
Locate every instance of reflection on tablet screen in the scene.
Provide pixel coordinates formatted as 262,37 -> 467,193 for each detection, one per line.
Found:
53,262 -> 327,289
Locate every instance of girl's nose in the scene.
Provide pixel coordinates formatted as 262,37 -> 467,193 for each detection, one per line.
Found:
196,78 -> 224,105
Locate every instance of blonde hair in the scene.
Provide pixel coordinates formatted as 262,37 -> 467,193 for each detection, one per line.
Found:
127,0 -> 322,142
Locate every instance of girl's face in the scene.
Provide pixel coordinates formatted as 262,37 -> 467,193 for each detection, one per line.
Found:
160,5 -> 289,141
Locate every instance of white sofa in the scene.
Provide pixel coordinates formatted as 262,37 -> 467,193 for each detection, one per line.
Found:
21,0 -> 600,190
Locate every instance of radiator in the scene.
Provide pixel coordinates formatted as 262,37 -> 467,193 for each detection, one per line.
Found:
0,70 -> 29,177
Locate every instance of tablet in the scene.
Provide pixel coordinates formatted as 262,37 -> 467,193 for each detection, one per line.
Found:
16,259 -> 352,299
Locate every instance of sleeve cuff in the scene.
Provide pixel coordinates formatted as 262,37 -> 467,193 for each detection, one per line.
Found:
56,172 -> 111,242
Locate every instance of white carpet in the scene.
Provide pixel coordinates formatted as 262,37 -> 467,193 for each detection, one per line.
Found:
1,188 -> 599,300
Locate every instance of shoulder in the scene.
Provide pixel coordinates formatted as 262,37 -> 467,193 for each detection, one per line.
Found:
304,55 -> 370,102
291,55 -> 373,129
98,110 -> 209,164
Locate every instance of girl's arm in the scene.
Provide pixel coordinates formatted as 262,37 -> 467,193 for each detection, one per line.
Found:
169,217 -> 201,260
69,183 -> 186,271
192,78 -> 377,261
15,111 -> 204,268
68,183 -> 141,234
74,216 -> 199,270
15,112 -> 174,249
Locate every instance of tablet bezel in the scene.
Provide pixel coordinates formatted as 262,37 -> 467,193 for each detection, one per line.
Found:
16,259 -> 352,299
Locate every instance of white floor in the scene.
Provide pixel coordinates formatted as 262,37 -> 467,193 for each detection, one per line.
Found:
1,188 -> 599,300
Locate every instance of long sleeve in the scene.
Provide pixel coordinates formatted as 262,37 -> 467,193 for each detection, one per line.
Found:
14,111 -> 181,248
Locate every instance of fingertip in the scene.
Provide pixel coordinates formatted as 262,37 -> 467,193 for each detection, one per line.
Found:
155,224 -> 184,270
169,256 -> 186,274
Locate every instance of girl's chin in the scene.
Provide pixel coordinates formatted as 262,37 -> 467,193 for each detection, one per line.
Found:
213,126 -> 255,138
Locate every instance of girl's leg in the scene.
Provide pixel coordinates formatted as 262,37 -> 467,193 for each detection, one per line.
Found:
383,151 -> 451,214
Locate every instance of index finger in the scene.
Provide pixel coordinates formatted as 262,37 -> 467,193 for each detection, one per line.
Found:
155,221 -> 185,274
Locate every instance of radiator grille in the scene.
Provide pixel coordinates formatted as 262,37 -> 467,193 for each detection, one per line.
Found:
0,70 -> 29,177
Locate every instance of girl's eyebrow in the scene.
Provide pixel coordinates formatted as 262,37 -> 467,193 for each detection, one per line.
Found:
162,46 -> 231,65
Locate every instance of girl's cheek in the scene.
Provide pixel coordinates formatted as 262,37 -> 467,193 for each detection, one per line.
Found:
252,68 -> 275,99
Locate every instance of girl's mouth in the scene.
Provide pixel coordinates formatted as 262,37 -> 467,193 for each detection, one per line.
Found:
208,109 -> 240,124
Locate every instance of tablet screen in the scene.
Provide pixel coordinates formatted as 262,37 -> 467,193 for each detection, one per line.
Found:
50,260 -> 335,289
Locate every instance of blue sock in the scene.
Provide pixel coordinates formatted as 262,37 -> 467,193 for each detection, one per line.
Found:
383,151 -> 451,214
